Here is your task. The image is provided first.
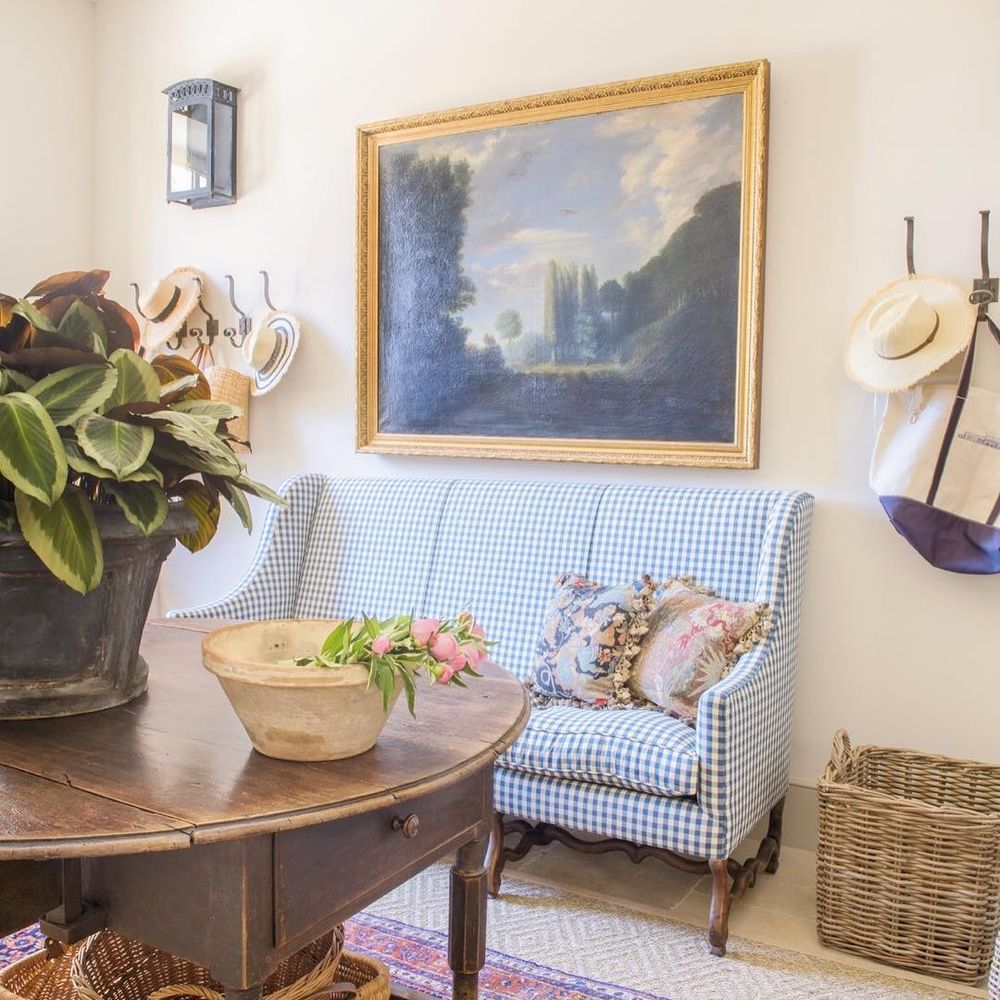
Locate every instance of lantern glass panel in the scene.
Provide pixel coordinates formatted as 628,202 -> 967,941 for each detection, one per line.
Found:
169,105 -> 210,195
212,101 -> 234,196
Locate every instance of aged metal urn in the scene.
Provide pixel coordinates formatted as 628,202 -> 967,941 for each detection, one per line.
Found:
0,505 -> 195,720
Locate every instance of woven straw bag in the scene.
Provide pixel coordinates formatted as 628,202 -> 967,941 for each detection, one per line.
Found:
0,929 -> 389,1000
190,342 -> 251,453
817,729 -> 1000,983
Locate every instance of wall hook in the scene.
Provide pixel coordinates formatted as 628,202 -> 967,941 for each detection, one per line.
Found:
173,293 -> 218,352
970,209 -> 998,319
223,274 -> 251,349
903,216 -> 916,276
260,270 -> 278,311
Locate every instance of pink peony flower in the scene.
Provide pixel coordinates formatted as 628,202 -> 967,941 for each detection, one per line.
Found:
470,624 -> 485,641
460,643 -> 485,666
449,651 -> 467,672
436,663 -> 456,685
411,618 -> 440,646
429,631 -> 459,662
370,635 -> 392,655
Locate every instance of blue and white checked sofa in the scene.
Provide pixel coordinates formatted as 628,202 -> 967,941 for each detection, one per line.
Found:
170,475 -> 813,955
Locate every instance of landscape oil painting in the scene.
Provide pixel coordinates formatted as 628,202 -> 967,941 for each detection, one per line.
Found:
357,61 -> 769,466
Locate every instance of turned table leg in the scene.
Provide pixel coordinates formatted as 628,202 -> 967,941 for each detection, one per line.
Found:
707,858 -> 732,958
449,834 -> 489,999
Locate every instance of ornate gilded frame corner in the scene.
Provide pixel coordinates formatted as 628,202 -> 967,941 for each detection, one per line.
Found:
356,59 -> 769,468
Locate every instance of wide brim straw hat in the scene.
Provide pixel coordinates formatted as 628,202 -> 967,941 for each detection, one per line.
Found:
138,267 -> 205,351
846,274 -> 977,392
242,309 -> 300,395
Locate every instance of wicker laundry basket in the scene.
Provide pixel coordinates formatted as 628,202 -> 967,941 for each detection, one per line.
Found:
0,928 -> 389,1000
817,729 -> 1000,983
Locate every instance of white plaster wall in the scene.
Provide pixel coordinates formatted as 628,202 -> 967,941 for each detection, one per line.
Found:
71,0 -> 1000,782
1,0 -> 95,290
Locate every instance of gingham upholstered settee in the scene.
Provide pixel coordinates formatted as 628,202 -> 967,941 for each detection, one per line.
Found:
170,475 -> 813,956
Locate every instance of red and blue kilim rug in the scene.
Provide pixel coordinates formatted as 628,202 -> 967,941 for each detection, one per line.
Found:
1,915 -> 667,1000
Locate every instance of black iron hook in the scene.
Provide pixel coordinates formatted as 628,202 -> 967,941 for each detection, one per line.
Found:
223,274 -> 251,349
970,209 -> 999,319
903,216 -> 915,276
260,270 -> 277,311
130,282 -> 151,321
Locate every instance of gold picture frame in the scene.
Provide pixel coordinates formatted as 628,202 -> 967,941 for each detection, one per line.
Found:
357,60 -> 769,467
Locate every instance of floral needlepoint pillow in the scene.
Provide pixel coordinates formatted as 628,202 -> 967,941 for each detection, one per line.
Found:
629,579 -> 772,725
528,574 -> 655,708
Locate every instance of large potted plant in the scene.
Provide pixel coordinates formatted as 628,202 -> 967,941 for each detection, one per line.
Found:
0,270 -> 284,719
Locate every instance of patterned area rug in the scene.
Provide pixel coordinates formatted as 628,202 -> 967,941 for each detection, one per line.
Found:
0,867 -> 973,1000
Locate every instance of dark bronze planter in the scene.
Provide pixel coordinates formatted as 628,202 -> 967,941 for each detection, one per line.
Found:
0,505 -> 196,720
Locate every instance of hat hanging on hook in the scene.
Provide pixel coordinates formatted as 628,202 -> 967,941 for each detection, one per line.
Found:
242,270 -> 301,395
134,267 -> 206,352
845,217 -> 977,392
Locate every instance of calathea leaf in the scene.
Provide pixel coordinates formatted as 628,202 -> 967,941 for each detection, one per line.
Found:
12,300 -> 57,333
172,480 -> 220,552
236,475 -> 289,508
171,399 -> 243,420
0,346 -> 107,375
159,374 -> 203,403
150,436 -> 239,478
105,481 -> 169,536
26,270 -> 110,301
75,413 -> 154,477
146,410 -> 241,474
27,364 -> 118,426
14,485 -> 103,594
103,349 -> 160,409
96,298 -> 140,353
217,477 -> 253,532
0,366 -> 35,392
63,437 -> 163,484
149,354 -> 210,399
57,300 -> 108,356
0,392 -> 68,504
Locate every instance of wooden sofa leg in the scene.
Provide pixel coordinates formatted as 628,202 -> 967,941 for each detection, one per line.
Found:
765,796 -> 785,874
485,811 -> 506,898
707,858 -> 732,957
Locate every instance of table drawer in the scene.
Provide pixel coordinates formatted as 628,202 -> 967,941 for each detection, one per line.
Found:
273,770 -> 489,951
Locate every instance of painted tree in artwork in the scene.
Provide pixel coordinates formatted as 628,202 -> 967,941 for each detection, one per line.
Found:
378,152 -> 481,429
495,308 -> 523,346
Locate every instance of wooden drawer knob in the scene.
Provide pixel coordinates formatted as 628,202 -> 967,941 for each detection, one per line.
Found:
391,814 -> 420,839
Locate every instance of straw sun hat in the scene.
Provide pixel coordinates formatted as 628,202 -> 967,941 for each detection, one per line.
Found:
846,274 -> 977,392
242,309 -> 300,395
138,267 -> 205,351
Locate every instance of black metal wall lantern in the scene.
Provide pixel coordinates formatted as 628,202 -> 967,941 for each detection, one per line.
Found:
163,79 -> 238,209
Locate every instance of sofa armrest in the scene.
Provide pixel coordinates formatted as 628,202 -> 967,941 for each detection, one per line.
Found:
695,622 -> 798,856
167,472 -> 326,621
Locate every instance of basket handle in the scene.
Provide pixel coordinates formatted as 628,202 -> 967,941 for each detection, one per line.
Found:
828,729 -> 853,775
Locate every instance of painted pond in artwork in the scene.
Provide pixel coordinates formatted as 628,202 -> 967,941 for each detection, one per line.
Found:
376,92 -> 744,442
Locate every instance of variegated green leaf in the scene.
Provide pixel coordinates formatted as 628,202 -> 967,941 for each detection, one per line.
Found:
218,478 -> 253,532
173,480 -> 220,552
0,499 -> 16,531
150,436 -> 240,477
57,300 -> 108,356
103,349 -> 160,410
236,475 -> 288,508
171,399 -> 244,421
0,367 -> 36,392
0,392 -> 67,504
75,413 -> 153,477
14,485 -> 103,593
63,437 -> 163,485
27,364 -> 118,426
148,410 -> 241,475
12,299 -> 57,332
159,374 -> 203,403
105,481 -> 169,536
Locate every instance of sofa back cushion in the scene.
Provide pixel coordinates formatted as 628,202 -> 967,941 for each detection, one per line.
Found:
586,485 -> 784,603
420,481 -> 605,681
293,478 -> 452,619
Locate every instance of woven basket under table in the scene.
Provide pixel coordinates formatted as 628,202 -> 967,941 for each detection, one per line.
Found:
817,729 -> 1000,984
0,928 -> 389,1000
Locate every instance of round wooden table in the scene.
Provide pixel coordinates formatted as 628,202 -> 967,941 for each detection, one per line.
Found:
0,620 -> 529,1000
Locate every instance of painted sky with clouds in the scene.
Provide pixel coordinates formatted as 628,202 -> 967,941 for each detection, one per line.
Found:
383,93 -> 742,344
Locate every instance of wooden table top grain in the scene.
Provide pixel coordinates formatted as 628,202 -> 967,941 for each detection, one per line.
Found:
0,619 -> 530,860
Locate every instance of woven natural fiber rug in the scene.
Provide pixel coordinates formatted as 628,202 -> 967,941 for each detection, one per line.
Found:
1,866 -> 972,1000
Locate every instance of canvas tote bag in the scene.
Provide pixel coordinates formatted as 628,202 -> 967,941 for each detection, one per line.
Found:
870,315 -> 1000,573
